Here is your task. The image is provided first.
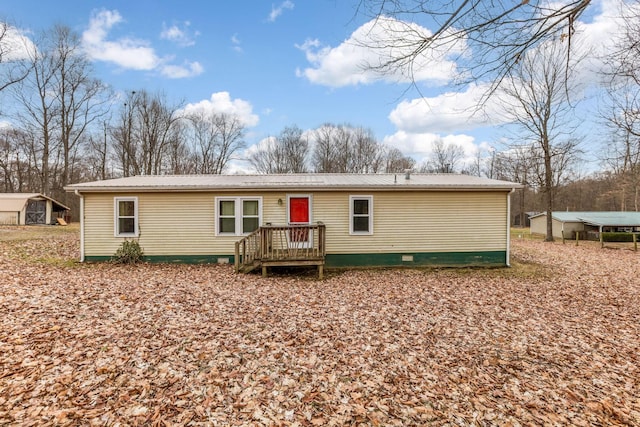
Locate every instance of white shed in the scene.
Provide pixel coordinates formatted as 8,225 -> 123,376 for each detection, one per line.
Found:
0,193 -> 70,225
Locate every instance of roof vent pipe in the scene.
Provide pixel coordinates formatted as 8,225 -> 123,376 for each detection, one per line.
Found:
404,169 -> 411,180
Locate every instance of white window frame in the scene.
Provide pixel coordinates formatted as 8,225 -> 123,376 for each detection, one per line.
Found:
349,195 -> 373,235
114,197 -> 139,237
215,197 -> 263,236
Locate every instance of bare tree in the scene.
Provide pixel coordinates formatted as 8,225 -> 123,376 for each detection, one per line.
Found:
111,90 -> 183,176
10,25 -> 108,201
419,139 -> 464,173
311,124 -> 338,173
249,125 -> 308,173
12,30 -> 59,195
501,40 -> 582,241
357,0 -> 592,92
374,145 -> 415,173
311,123 -> 384,173
601,4 -> 640,211
111,91 -> 138,177
85,119 -> 113,181
349,127 -> 381,173
184,109 -> 220,174
134,90 -> 183,175
52,26 -> 109,201
493,145 -> 536,226
212,113 -> 247,174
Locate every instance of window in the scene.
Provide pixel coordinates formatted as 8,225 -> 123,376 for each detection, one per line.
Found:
350,195 -> 373,235
216,197 -> 262,235
114,197 -> 138,237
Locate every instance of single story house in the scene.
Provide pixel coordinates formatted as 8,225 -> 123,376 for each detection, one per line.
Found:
530,211 -> 640,239
0,193 -> 70,225
65,173 -> 521,271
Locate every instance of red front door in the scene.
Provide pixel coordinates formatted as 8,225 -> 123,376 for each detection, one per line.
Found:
289,197 -> 309,224
288,196 -> 310,244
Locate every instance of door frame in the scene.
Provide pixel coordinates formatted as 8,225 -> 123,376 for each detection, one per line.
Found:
25,199 -> 47,225
286,194 -> 313,248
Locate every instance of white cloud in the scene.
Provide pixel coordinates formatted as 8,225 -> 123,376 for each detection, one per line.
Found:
160,61 -> 204,79
160,22 -> 198,47
388,83 -> 508,134
0,25 -> 36,61
383,131 -> 482,167
268,1 -> 294,22
82,9 -> 204,78
82,9 -> 160,70
296,16 -> 465,87
182,92 -> 259,127
231,34 -> 243,53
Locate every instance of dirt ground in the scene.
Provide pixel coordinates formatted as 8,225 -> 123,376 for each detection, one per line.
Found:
0,226 -> 638,426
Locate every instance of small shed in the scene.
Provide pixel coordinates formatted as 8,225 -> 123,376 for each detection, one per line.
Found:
530,211 -> 640,239
0,193 -> 70,225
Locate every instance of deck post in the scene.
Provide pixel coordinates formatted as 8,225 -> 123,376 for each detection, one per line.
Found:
234,241 -> 240,273
318,264 -> 324,280
262,266 -> 268,277
600,229 -> 604,248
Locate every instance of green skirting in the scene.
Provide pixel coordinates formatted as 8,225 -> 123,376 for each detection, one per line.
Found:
325,251 -> 507,267
85,251 -> 507,267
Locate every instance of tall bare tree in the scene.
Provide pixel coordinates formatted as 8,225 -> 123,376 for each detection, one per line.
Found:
111,90 -> 183,176
134,90 -> 183,175
111,91 -> 138,177
211,113 -> 247,174
419,139 -> 464,173
501,40 -> 582,241
184,109 -> 221,174
12,30 -> 59,195
249,125 -> 308,173
601,3 -> 640,211
376,146 -> 415,173
311,123 -> 383,173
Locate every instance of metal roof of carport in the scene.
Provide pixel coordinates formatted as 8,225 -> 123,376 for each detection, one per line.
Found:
531,211 -> 640,227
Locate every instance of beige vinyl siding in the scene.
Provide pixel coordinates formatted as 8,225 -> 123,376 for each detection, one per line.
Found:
0,211 -> 20,225
556,221 -> 584,238
83,190 -> 508,257
312,191 -> 507,254
85,192 -> 280,257
530,215 -> 584,238
530,215 -> 546,236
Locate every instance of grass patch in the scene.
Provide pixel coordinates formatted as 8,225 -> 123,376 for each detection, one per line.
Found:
0,223 -> 79,242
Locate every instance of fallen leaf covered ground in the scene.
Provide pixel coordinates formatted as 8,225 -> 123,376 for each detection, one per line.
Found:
0,226 -> 638,426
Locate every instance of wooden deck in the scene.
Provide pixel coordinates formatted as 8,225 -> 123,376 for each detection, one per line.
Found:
234,223 -> 326,278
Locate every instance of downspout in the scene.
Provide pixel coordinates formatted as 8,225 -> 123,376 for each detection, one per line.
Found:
506,188 -> 514,267
74,189 -> 85,262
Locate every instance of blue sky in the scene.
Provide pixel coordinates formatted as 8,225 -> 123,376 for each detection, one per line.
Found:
0,0 -> 625,173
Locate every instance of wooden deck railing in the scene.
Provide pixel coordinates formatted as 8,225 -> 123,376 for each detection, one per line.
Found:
235,222 -> 326,278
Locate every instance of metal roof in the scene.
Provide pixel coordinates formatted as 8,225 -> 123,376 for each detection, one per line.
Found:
65,173 -> 522,193
0,193 -> 70,211
532,211 -> 640,227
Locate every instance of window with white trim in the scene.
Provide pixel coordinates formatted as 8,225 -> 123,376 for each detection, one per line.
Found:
350,195 -> 373,235
216,197 -> 262,235
114,197 -> 138,237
